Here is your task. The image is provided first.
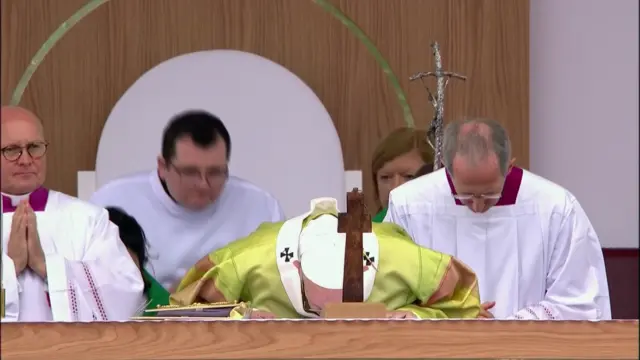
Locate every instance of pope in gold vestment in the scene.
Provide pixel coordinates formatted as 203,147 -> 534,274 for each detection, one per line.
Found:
171,198 -> 481,319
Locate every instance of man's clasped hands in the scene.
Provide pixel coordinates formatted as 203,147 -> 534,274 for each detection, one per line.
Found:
6,200 -> 47,279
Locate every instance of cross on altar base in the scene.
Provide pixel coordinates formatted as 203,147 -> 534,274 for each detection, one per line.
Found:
322,189 -> 386,319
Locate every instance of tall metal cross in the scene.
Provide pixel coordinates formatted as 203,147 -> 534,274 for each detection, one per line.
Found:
337,188 -> 371,303
410,42 -> 467,172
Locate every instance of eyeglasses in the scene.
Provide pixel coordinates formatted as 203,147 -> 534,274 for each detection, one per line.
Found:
446,168 -> 504,202
169,163 -> 229,187
1,142 -> 49,161
453,193 -> 502,201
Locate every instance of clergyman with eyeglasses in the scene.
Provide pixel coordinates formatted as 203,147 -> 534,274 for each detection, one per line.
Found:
384,118 -> 611,321
1,106 -> 145,322
90,110 -> 284,311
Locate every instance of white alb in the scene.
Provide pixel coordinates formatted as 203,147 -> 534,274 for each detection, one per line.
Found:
385,168 -> 611,320
89,171 -> 284,290
2,191 -> 145,322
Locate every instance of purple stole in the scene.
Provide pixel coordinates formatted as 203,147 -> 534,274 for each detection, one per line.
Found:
2,187 -> 49,213
445,166 -> 524,206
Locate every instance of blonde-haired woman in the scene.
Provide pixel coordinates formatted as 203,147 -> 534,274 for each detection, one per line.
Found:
371,128 -> 434,222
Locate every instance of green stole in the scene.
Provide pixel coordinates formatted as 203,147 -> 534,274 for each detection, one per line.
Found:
142,269 -> 170,315
372,208 -> 387,223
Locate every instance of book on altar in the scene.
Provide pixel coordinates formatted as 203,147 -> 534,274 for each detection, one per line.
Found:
133,301 -> 243,319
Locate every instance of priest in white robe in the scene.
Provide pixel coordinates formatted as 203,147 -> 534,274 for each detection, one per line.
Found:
90,110 -> 284,300
1,106 -> 144,322
385,118 -> 611,320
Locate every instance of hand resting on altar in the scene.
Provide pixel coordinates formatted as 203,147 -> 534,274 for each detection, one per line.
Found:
248,309 -> 277,319
478,301 -> 496,319
386,311 -> 418,319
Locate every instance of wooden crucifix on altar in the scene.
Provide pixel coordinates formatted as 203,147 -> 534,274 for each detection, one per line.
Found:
321,188 -> 386,319
338,188 -> 371,302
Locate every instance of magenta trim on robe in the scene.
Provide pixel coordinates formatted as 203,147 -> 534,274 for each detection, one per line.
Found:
2,187 -> 49,212
445,167 -> 523,206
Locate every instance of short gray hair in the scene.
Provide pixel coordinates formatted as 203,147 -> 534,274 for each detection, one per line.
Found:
442,118 -> 511,176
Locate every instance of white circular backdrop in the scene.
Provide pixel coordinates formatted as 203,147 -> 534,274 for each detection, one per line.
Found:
96,50 -> 345,216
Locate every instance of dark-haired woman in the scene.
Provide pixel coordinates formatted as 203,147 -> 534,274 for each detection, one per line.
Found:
370,128 -> 434,222
106,207 -> 170,313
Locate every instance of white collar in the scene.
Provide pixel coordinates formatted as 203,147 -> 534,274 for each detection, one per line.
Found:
1,192 -> 31,206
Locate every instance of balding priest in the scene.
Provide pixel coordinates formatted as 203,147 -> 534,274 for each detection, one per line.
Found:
385,118 -> 611,320
170,197 -> 481,319
90,110 -> 284,306
1,106 -> 144,321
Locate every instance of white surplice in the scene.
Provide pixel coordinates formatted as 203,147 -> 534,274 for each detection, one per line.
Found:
89,171 -> 285,290
1,190 -> 145,322
385,167 -> 611,320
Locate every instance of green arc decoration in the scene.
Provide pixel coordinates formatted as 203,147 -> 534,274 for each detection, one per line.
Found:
10,0 -> 108,107
11,0 -> 414,128
313,0 -> 414,127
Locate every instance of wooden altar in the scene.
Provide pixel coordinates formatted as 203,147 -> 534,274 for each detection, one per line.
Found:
1,320 -> 637,359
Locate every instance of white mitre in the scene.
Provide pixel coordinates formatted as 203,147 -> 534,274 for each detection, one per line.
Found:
275,197 -> 379,312
298,212 -> 347,290
298,197 -> 378,292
